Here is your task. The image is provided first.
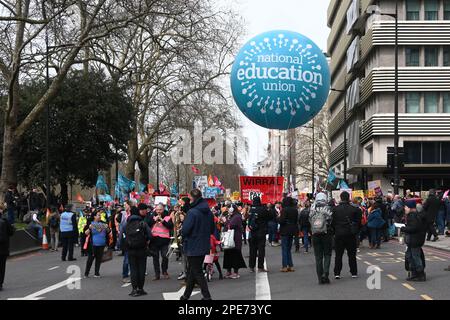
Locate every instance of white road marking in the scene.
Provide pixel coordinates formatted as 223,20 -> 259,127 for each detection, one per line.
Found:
121,283 -> 131,288
356,257 -> 362,260
8,277 -> 81,300
363,261 -> 372,266
421,294 -> 433,300
255,260 -> 271,300
402,283 -> 416,291
48,266 -> 60,271
387,274 -> 398,280
163,287 -> 199,300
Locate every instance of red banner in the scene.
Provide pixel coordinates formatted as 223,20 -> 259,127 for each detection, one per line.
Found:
239,176 -> 285,204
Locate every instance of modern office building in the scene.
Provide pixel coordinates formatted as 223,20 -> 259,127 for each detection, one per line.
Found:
327,0 -> 450,193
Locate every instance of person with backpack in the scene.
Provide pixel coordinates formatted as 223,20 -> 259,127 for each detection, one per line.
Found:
84,211 -> 111,278
298,201 -> 311,253
309,192 -> 333,284
125,206 -> 152,297
248,196 -> 274,273
48,206 -> 60,251
0,205 -> 15,291
60,204 -> 78,262
332,191 -> 361,279
180,189 -> 215,301
278,197 -> 299,272
401,200 -> 427,281
367,201 -> 385,249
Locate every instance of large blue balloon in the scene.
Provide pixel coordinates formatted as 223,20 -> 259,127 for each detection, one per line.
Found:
231,30 -> 330,130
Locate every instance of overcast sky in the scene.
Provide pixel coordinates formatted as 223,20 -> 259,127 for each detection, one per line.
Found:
228,0 -> 330,174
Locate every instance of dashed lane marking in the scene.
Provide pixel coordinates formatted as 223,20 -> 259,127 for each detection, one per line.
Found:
387,274 -> 398,280
421,294 -> 433,300
402,283 -> 416,291
48,266 -> 60,271
121,283 -> 131,288
356,257 -> 362,260
363,261 -> 372,266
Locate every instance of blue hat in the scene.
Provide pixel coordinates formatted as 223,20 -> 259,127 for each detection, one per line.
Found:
405,200 -> 416,209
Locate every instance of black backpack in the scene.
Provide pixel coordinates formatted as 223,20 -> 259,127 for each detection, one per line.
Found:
125,219 -> 147,249
49,215 -> 59,228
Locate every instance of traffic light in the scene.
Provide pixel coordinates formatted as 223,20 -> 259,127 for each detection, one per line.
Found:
387,147 -> 405,170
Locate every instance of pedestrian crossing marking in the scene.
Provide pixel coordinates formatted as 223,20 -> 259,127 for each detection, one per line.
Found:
387,274 -> 398,280
402,283 -> 416,291
421,295 -> 433,300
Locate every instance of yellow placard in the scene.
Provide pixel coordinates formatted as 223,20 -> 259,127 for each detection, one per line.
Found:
352,190 -> 365,199
367,190 -> 376,198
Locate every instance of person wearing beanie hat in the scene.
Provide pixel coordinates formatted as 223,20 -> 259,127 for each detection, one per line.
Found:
401,199 -> 427,281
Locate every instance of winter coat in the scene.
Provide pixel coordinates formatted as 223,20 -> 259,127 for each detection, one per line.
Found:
331,201 -> 362,237
0,216 -> 15,256
182,198 -> 215,257
278,207 -> 299,236
227,212 -> 244,250
367,208 -> 386,229
402,211 -> 426,248
423,194 -> 440,223
298,208 -> 311,230
248,198 -> 275,238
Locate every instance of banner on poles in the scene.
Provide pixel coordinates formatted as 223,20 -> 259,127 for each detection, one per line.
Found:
239,176 -> 284,204
203,187 -> 221,199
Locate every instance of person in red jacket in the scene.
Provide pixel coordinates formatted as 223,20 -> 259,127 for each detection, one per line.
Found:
203,234 -> 223,280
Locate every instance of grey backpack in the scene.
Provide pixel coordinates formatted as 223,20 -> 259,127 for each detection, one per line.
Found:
309,205 -> 332,235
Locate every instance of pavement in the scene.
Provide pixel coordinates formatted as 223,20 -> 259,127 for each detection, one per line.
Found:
1,239 -> 449,301
423,235 -> 450,252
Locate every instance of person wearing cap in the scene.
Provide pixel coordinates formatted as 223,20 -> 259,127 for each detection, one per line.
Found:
401,200 -> 427,281
146,203 -> 174,280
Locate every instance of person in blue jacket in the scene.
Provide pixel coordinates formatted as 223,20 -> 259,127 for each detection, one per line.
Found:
180,189 -> 215,301
367,201 -> 386,249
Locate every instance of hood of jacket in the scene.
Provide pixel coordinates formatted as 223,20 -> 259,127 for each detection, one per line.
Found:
252,196 -> 262,206
190,198 -> 210,214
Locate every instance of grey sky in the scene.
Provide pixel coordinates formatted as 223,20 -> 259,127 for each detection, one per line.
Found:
231,0 -> 330,174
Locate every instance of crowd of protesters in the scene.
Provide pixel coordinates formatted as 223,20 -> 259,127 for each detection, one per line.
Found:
1,185 -> 450,297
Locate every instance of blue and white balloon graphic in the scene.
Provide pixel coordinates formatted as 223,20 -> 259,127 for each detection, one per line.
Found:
230,30 -> 330,130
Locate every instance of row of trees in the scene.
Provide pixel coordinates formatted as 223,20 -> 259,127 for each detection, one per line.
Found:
0,0 -> 245,201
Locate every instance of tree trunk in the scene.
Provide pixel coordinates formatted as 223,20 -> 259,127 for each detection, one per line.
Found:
60,179 -> 69,206
137,148 -> 150,185
125,127 -> 138,180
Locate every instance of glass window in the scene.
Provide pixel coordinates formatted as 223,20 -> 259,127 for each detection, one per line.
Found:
404,142 -> 421,164
422,142 -> 440,164
445,0 -> 450,20
425,0 -> 439,20
444,93 -> 450,113
444,47 -> 450,66
424,92 -> 438,113
406,92 -> 420,113
425,47 -> 438,66
442,142 -> 450,164
406,0 -> 420,20
406,47 -> 420,66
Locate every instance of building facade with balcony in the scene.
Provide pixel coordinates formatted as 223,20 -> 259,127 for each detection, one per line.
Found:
327,0 -> 450,193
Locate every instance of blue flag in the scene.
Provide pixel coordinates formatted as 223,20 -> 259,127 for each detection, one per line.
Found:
339,180 -> 350,190
327,169 -> 337,184
170,183 -> 178,196
96,175 -> 109,194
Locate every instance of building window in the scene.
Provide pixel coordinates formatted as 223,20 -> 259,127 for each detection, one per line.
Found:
425,47 -> 439,66
445,0 -> 450,20
442,142 -> 450,163
406,92 -> 420,113
444,47 -> 450,66
404,142 -> 421,164
425,0 -> 439,20
424,92 -> 438,113
405,47 -> 420,66
406,0 -> 420,20
422,142 -> 440,164
444,93 -> 450,113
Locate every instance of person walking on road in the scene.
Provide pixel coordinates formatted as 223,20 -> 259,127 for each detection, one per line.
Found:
60,204 -> 78,261
278,197 -> 298,272
48,206 -> 60,251
146,203 -> 174,280
125,206 -> 152,297
367,201 -> 385,249
180,189 -> 215,301
423,189 -> 440,242
223,205 -> 247,279
332,191 -> 361,279
298,201 -> 311,253
84,211 -> 110,278
248,196 -> 274,272
401,200 -> 427,281
309,192 -> 333,285
0,205 -> 15,291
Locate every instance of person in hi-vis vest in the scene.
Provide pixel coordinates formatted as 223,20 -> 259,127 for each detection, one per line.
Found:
60,204 -> 79,261
145,203 -> 174,280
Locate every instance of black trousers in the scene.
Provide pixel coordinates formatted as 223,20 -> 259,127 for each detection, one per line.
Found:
0,255 -> 7,286
334,235 -> 358,276
249,235 -> 266,269
183,255 -> 211,300
85,245 -> 105,276
128,251 -> 147,290
151,242 -> 169,275
426,222 -> 438,240
61,236 -> 75,260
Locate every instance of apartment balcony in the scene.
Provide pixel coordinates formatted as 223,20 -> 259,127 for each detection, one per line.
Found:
360,67 -> 450,104
361,20 -> 450,60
